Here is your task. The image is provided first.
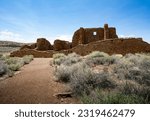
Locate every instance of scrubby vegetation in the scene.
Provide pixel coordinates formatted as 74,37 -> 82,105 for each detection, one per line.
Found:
53,51 -> 150,104
0,54 -> 34,78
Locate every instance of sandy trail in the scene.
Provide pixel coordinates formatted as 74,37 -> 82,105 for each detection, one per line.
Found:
0,58 -> 78,104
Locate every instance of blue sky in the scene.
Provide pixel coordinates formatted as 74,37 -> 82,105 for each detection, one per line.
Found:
0,0 -> 150,43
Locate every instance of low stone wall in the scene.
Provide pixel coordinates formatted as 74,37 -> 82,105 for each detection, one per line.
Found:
10,38 -> 150,57
71,38 -> 150,55
10,49 -> 54,58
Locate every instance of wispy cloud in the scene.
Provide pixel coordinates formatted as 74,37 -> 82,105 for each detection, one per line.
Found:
55,35 -> 72,41
119,35 -> 136,38
0,30 -> 25,42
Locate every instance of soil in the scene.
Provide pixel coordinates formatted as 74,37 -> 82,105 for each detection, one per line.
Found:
0,58 -> 79,104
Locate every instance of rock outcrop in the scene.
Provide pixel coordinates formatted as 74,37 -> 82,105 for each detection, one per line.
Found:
36,38 -> 53,51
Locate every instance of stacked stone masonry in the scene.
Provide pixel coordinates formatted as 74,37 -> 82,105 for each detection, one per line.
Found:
10,24 -> 150,57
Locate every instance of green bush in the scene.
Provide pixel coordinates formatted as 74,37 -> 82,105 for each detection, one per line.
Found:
8,63 -> 21,71
0,55 -> 33,77
53,53 -> 66,65
53,53 -> 66,60
23,55 -> 34,64
62,53 -> 82,66
85,52 -> 120,66
53,53 -> 81,66
86,51 -> 109,58
86,56 -> 116,66
5,57 -> 19,65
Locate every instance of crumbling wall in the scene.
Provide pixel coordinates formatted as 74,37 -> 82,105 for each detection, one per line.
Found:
20,45 -> 31,50
36,38 -> 53,51
53,39 -> 71,51
11,38 -> 150,57
10,49 -> 54,58
72,24 -> 118,47
71,38 -> 150,55
85,28 -> 104,43
72,29 -> 81,47
30,43 -> 37,49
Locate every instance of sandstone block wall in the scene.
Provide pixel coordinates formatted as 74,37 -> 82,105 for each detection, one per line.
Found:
71,38 -> 150,56
72,24 -> 118,47
53,39 -> 71,51
10,24 -> 150,58
36,38 -> 53,51
20,45 -> 31,50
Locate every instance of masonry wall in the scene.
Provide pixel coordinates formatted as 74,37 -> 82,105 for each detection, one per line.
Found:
10,38 -> 150,57
71,38 -> 150,56
72,26 -> 118,47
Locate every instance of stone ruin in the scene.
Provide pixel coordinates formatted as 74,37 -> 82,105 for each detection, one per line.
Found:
10,24 -> 150,57
72,24 -> 118,47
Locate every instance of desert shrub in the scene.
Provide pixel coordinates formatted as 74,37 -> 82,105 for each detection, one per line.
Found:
113,58 -> 135,80
61,53 -> 82,66
85,52 -> 119,66
53,53 -> 66,65
23,55 -> 34,64
86,56 -> 116,66
0,54 -> 3,58
55,65 -> 73,83
0,61 -> 8,76
53,53 -> 66,60
7,69 -> 14,77
120,82 -> 150,103
81,91 -> 145,104
5,57 -> 19,65
70,65 -> 115,96
5,57 -> 24,71
0,55 -> 10,61
86,51 -> 109,59
114,54 -> 150,85
53,53 -> 81,66
69,62 -> 94,96
92,73 -> 116,89
8,63 -> 21,71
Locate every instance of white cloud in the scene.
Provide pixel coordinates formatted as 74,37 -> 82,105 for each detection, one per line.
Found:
0,30 -> 25,42
119,35 -> 136,38
55,35 -> 72,41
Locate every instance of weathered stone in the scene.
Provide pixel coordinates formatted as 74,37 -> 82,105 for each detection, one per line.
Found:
30,43 -> 37,49
20,45 -> 31,50
72,24 -> 118,47
36,38 -> 52,51
53,39 -> 71,51
11,23 -> 150,58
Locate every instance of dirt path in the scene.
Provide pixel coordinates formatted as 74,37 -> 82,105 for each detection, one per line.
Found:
0,58 -> 79,104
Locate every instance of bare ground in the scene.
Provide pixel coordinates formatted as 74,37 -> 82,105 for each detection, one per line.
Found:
0,58 -> 79,104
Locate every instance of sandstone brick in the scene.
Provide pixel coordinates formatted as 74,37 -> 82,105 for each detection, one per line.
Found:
72,24 -> 118,47
20,45 -> 31,50
36,38 -> 52,51
30,43 -> 37,49
53,39 -> 71,51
